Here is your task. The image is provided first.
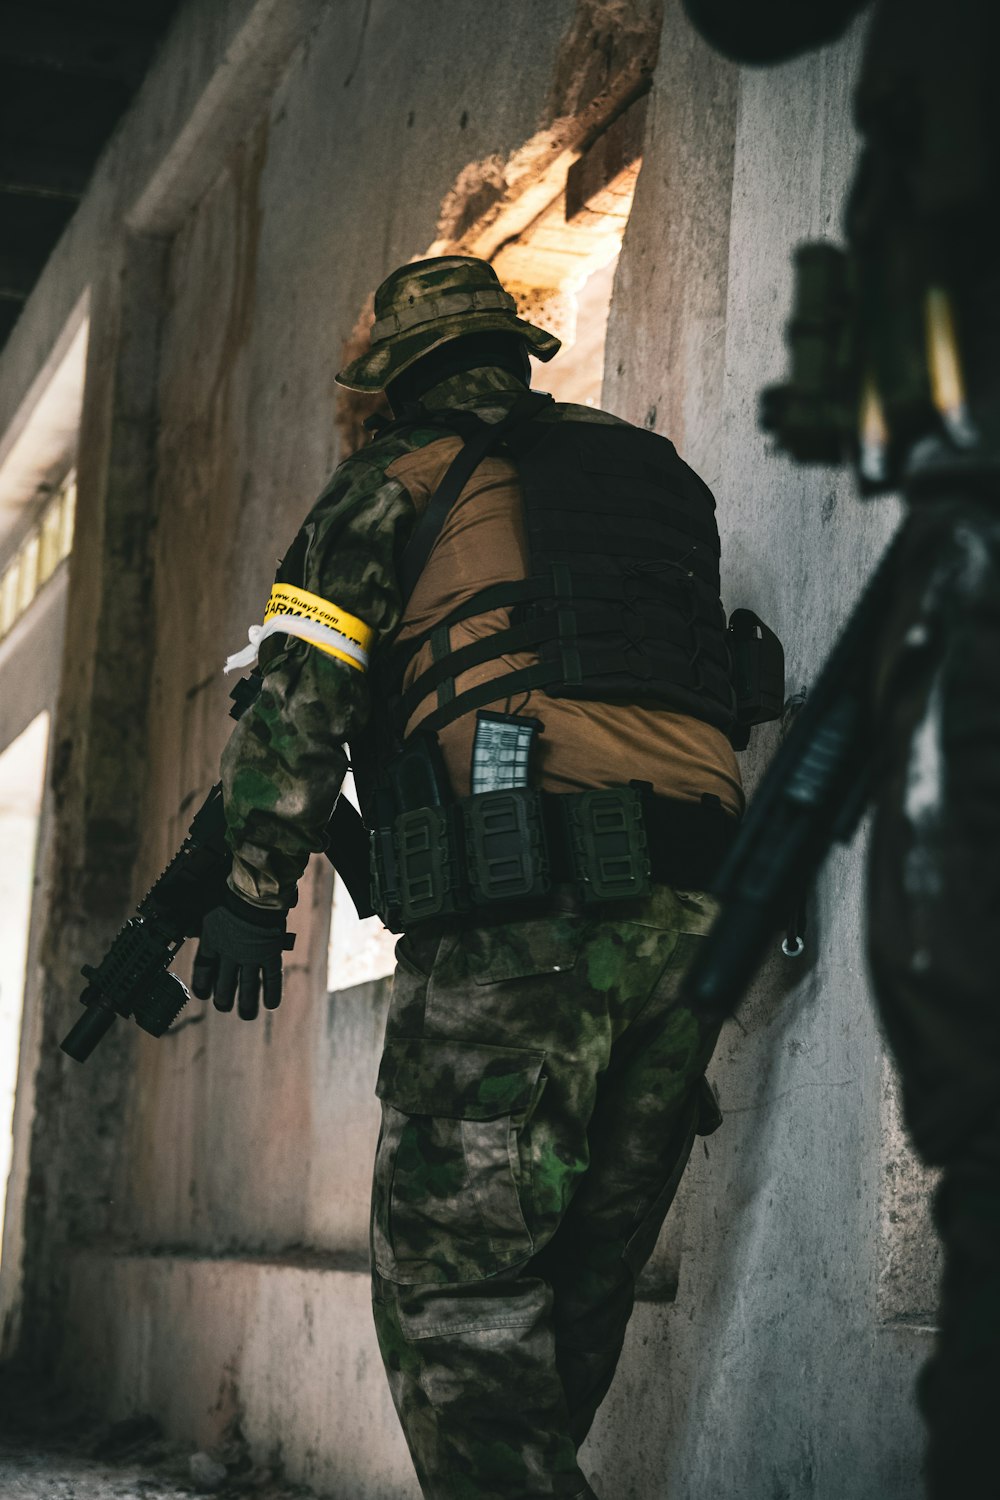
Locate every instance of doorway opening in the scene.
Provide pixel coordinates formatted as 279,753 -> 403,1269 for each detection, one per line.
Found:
491,95 -> 646,410
0,712 -> 49,1269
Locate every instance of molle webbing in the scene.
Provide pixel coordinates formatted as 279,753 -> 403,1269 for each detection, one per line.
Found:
391,415 -> 736,740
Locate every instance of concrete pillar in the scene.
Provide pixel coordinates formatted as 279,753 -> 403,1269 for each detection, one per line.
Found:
17,234 -> 170,1361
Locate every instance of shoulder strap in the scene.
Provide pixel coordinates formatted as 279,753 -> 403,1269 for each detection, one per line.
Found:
397,391 -> 553,605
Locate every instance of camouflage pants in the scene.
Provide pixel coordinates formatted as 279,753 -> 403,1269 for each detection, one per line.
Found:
370,884 -> 722,1500
868,497 -> 1000,1497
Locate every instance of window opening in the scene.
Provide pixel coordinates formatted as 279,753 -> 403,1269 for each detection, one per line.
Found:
528,254 -> 619,408
0,712 -> 49,1268
0,470 -> 76,645
493,94 -> 646,410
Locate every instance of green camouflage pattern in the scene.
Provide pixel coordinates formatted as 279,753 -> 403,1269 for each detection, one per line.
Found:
221,361 -> 727,1496
371,884 -> 723,1498
336,256 -> 561,392
222,366 -> 621,908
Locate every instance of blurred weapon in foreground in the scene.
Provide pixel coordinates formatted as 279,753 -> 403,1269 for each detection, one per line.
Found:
685,254 -> 975,1020
682,532 -> 901,1022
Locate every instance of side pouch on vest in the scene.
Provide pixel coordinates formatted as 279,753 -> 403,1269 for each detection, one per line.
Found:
396,806 -> 467,928
565,786 -> 651,905
463,789 -> 550,908
370,785 -> 404,932
370,734 -> 463,932
728,609 -> 785,751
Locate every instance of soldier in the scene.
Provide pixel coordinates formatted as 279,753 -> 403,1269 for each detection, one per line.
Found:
683,2 -> 1000,1493
194,256 -> 753,1498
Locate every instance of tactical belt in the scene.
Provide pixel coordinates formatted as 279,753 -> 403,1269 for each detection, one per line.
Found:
369,784 -> 738,933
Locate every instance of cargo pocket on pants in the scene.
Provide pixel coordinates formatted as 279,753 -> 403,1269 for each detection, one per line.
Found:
372,1036 -> 546,1286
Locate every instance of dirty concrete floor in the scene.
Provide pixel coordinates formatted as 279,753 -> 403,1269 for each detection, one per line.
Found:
0,1367 -> 315,1499
0,1445 -> 195,1499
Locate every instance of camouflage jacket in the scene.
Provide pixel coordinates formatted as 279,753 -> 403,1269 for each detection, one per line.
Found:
221,366 -> 625,908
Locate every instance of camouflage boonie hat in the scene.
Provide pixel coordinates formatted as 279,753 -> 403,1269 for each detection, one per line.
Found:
336,256 -> 561,392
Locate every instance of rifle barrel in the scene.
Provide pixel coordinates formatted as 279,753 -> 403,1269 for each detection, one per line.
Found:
683,529 -> 902,1021
61,998 -> 117,1062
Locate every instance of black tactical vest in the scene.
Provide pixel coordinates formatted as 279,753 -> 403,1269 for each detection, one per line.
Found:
385,407 -> 736,746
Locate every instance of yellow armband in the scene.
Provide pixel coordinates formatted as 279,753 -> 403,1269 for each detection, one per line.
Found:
223,584 -> 375,674
263,584 -> 374,670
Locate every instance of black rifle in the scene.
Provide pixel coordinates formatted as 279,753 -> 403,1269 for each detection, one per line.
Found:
681,531 -> 901,1021
60,676 -> 374,1063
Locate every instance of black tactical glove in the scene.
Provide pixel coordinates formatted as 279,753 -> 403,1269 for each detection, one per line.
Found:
192,889 -> 295,1020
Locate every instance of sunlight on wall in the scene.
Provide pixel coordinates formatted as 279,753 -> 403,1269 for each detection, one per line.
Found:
538,254 -> 619,409
0,470 -> 76,644
0,712 -> 48,1266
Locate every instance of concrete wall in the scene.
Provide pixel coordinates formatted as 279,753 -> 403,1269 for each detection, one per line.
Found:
595,9 -> 935,1496
1,0 -> 337,1355
119,0 -> 586,1259
0,1 -> 939,1497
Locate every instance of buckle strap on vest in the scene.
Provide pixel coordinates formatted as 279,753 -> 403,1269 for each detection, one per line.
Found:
410,662 -> 563,737
400,624 -> 719,737
391,570 -> 654,682
399,603 -> 698,725
398,610 -> 731,730
390,566 -> 724,693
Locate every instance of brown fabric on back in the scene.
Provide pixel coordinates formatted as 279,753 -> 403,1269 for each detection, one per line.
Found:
386,438 -> 744,816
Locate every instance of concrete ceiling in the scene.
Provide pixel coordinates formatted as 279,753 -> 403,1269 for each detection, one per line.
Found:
0,0 -> 184,354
